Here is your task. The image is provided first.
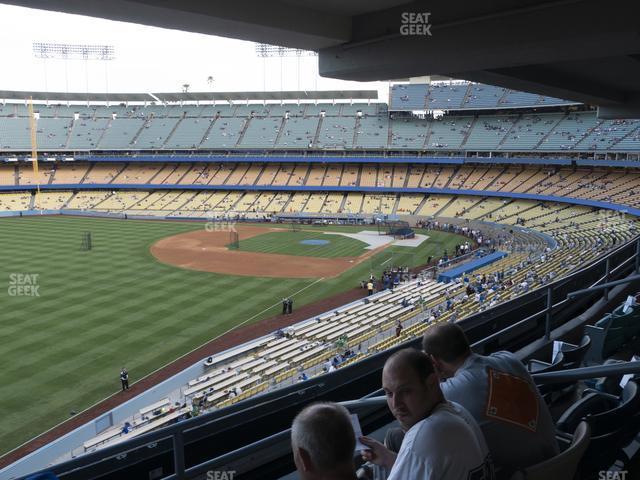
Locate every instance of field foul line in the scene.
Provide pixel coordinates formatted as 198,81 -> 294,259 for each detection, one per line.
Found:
0,277 -> 326,463
380,257 -> 393,266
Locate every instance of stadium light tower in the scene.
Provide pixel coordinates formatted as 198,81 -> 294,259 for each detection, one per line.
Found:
32,42 -> 116,96
254,44 -> 317,58
254,43 -> 317,92
32,42 -> 116,60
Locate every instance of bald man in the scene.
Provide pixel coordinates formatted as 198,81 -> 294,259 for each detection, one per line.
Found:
361,349 -> 493,480
291,402 -> 358,480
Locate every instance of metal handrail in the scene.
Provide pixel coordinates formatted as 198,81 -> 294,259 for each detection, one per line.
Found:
567,273 -> 640,299
533,361 -> 640,384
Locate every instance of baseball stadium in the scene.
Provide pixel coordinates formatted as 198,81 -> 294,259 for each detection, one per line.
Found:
2,2 -> 640,480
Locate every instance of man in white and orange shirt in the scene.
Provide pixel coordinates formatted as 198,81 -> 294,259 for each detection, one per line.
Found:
422,323 -> 558,475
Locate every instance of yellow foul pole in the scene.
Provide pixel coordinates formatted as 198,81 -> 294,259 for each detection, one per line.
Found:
27,97 -> 40,206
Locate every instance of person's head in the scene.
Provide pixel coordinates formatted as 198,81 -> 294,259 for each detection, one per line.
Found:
291,402 -> 356,480
382,349 -> 442,431
421,323 -> 472,379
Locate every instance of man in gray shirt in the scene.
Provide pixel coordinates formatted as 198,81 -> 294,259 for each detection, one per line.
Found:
422,323 -> 558,475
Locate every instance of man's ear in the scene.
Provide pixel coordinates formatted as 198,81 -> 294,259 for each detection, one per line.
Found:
428,354 -> 442,372
297,446 -> 314,472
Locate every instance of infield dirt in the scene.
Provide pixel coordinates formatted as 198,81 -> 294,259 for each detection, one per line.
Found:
150,226 -> 385,278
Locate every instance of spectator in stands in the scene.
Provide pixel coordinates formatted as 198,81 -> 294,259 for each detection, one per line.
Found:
120,367 -> 129,391
366,281 -> 374,296
422,324 -> 558,475
395,320 -> 403,338
360,349 -> 493,480
291,402 -> 358,480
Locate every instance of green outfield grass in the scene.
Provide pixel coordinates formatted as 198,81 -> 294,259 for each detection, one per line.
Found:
0,217 -> 467,456
235,230 -> 368,257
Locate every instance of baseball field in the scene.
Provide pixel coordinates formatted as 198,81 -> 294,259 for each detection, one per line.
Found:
0,216 -> 467,456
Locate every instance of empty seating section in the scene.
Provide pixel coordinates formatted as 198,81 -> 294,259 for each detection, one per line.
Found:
355,116 -> 388,148
0,192 -> 30,210
288,164 -> 309,186
500,90 -> 542,107
390,82 -> 574,111
285,192 -> 310,212
200,117 -> 245,149
389,118 -> 429,149
578,119 -> 640,151
438,196 -> 480,217
276,117 -> 318,148
360,165 -> 377,187
164,118 -> 211,149
500,114 -> 557,150
464,116 -> 517,150
343,192 -> 363,213
83,164 -> 123,184
134,118 -> 180,149
303,164 -> 325,187
67,118 -> 110,150
239,117 -> 281,148
417,194 -> 451,216
463,84 -> 505,109
0,164 -> 15,185
50,163 -> 89,184
97,118 -> 144,149
266,192 -> 290,212
17,164 -> 54,185
432,166 -> 456,188
396,193 -> 423,214
427,116 -> 473,149
426,84 -> 469,109
32,191 -> 73,210
538,112 -> 598,151
65,191 -> 111,209
322,165 -> 343,186
391,165 -> 407,187
378,165 -> 394,188
115,163 -> 164,184
0,117 -> 30,149
35,118 -> 72,149
340,165 -> 359,186
303,193 -> 327,212
321,193 -> 342,213
316,117 -> 355,149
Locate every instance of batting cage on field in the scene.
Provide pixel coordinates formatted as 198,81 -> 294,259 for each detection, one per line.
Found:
228,230 -> 240,250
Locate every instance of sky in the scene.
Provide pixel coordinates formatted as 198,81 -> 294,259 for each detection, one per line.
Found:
0,4 -> 390,102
